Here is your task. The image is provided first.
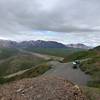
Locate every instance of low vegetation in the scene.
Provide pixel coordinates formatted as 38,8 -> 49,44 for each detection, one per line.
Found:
0,54 -> 45,77
82,86 -> 100,100
0,47 -> 19,60
63,46 -> 100,100
80,57 -> 100,88
0,63 -> 51,84
25,47 -> 83,57
63,48 -> 100,88
63,50 -> 97,62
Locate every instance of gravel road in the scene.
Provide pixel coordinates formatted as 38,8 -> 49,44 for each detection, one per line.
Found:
43,61 -> 91,85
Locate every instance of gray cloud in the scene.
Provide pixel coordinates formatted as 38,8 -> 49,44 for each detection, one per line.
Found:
0,0 -> 100,46
0,0 -> 100,34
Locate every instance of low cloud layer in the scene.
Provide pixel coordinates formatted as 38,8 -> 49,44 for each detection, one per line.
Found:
0,0 -> 100,46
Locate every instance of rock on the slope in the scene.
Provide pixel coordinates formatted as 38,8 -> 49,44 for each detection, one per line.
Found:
0,76 -> 87,100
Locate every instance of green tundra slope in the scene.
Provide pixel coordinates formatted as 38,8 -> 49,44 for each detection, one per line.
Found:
0,54 -> 45,77
24,47 -> 84,57
0,47 -> 19,60
0,63 -> 51,84
63,46 -> 100,100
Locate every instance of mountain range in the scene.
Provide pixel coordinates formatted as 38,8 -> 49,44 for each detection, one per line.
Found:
0,39 -> 91,49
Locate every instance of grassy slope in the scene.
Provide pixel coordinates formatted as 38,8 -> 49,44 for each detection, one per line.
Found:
63,46 -> 100,99
0,47 -> 51,84
80,57 -> 100,88
25,47 -> 83,57
63,47 -> 100,88
0,47 -> 19,60
0,63 -> 51,84
0,54 -> 45,77
82,86 -> 100,100
63,50 -> 97,62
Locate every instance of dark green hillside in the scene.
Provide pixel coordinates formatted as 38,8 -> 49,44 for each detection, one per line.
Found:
0,54 -> 45,77
82,86 -> 100,100
63,46 -> 100,62
0,48 -> 19,60
63,46 -> 100,88
93,46 -> 100,51
0,63 -> 51,84
80,57 -> 100,88
63,50 -> 97,62
25,47 -> 83,57
62,46 -> 100,99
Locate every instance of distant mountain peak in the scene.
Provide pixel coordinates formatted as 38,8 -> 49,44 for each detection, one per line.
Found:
66,43 -> 92,49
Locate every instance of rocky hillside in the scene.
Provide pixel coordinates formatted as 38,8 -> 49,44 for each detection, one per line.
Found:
0,76 -> 87,100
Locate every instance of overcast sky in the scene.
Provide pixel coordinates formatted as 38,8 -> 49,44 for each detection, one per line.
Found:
0,0 -> 100,46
